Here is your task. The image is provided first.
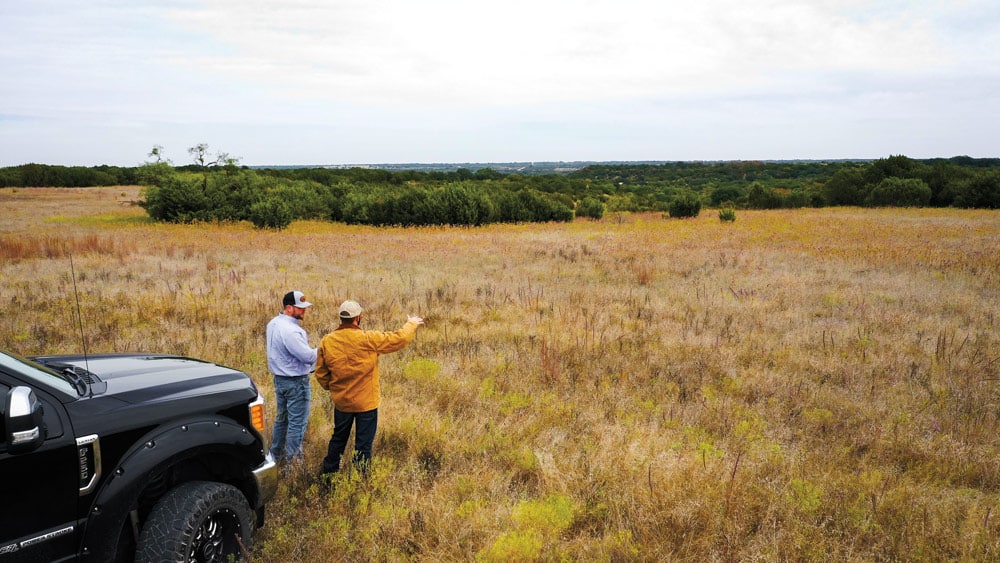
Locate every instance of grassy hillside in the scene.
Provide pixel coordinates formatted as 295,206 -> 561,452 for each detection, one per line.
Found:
2,186 -> 998,561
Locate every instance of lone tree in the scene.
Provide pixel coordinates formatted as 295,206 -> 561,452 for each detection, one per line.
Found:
188,143 -> 211,167
187,143 -> 240,169
147,145 -> 169,164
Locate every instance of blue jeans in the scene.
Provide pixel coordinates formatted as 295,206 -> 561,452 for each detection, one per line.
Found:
322,408 -> 378,474
269,375 -> 311,462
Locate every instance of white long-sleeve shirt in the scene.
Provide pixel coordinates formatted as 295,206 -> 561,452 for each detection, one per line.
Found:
266,313 -> 317,376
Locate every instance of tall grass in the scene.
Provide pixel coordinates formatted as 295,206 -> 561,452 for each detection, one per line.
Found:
2,186 -> 999,561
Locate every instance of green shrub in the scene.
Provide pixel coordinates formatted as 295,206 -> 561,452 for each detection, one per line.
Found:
746,182 -> 783,209
248,197 -> 293,229
783,190 -> 812,209
953,170 -> 1000,209
719,207 -> 737,222
710,185 -> 744,207
823,168 -> 867,206
866,177 -> 932,207
140,173 -> 210,223
668,192 -> 702,218
576,196 -> 606,219
431,183 -> 493,226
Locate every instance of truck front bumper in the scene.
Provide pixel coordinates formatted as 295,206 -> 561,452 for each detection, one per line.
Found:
253,452 -> 278,507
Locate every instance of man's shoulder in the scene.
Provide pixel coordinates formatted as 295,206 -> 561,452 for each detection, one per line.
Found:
322,326 -> 359,341
269,313 -> 301,330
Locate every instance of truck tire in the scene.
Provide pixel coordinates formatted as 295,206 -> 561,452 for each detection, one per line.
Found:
136,480 -> 255,563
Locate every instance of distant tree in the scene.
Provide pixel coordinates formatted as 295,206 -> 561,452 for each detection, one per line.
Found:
495,189 -> 573,223
216,152 -> 242,176
710,185 -> 744,207
604,192 -> 640,213
0,166 -> 17,187
432,183 -> 491,226
391,187 -> 437,226
148,145 -> 169,164
823,168 -> 867,206
273,179 -> 331,221
920,161 -> 971,207
14,163 -> 49,187
136,162 -> 175,186
866,177 -> 932,207
954,170 -> 1000,209
188,143 -> 211,167
141,172 -> 211,223
345,167 -> 397,184
203,169 -> 265,221
576,196 -> 605,220
491,189 -> 533,222
248,196 -> 293,229
746,182 -> 782,209
667,192 -> 702,218
339,190 -> 374,224
186,143 -> 240,170
783,190 -> 812,209
474,167 -> 504,180
864,155 -> 918,185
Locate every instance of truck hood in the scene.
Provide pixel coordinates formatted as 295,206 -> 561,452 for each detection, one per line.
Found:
30,353 -> 258,404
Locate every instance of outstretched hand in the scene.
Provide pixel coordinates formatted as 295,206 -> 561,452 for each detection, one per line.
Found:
408,315 -> 425,326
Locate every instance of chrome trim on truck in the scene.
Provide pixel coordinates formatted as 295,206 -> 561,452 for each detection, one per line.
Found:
252,452 -> 278,507
76,434 -> 102,496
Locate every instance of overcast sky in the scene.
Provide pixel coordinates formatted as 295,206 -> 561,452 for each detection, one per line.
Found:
1,0 -> 998,167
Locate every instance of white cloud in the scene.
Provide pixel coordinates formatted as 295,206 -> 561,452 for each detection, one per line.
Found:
1,0 -> 998,165
152,0 -> 961,108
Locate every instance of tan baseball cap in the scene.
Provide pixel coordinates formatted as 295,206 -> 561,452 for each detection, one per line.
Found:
338,300 -> 363,319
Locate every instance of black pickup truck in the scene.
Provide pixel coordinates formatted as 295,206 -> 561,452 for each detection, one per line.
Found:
0,350 -> 277,562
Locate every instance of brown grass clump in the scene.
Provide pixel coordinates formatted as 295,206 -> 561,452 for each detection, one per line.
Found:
2,186 -> 999,561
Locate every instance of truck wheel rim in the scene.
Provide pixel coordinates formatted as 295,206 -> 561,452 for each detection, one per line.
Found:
188,508 -> 241,563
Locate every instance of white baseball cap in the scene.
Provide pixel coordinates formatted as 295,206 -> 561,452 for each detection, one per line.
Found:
283,291 -> 312,308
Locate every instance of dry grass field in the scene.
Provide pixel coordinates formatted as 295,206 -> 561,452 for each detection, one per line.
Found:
2,186 -> 999,561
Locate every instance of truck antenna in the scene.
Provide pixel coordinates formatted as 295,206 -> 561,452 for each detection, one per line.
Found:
69,253 -> 92,384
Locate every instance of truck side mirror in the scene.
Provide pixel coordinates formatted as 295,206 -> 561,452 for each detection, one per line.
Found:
4,386 -> 47,454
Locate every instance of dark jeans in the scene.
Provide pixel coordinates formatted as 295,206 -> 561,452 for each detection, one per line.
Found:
321,408 -> 378,474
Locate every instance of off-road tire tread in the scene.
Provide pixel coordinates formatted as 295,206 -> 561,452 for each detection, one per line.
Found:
135,480 -> 253,563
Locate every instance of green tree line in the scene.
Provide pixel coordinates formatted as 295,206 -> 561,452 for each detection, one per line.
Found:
2,154 -> 998,229
571,156 -> 1000,211
0,163 -> 140,187
137,164 -> 580,229
818,155 -> 1000,209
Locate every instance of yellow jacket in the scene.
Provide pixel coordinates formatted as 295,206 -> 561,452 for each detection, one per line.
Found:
314,321 -> 419,412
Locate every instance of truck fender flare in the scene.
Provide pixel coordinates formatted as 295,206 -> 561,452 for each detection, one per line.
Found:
79,416 -> 260,560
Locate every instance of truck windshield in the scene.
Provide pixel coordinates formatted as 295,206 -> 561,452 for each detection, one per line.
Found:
0,351 -> 77,396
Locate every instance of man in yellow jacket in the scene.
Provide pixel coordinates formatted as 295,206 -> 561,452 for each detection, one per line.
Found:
315,299 -> 424,475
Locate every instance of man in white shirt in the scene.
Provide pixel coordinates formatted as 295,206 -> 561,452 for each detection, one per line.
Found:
266,290 -> 318,464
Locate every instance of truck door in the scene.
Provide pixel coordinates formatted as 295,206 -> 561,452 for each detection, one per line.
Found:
0,375 -> 80,562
